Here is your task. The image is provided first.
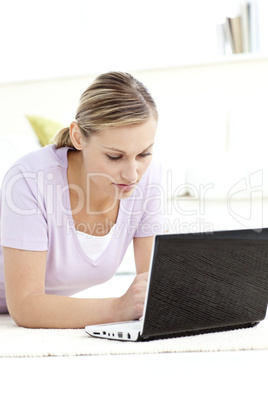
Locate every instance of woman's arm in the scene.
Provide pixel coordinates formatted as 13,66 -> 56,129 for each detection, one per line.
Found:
3,247 -> 147,329
133,236 -> 154,274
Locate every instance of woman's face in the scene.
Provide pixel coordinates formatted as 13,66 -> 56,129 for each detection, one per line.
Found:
80,117 -> 157,202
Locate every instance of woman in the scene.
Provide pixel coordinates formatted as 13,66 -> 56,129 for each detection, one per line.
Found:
0,72 -> 164,328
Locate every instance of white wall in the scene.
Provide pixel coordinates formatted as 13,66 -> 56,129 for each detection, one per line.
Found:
1,55 -> 268,198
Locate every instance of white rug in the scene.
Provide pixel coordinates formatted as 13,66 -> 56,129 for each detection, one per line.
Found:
1,314 -> 268,358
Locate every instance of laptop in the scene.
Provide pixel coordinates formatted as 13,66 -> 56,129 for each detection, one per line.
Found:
85,228 -> 268,341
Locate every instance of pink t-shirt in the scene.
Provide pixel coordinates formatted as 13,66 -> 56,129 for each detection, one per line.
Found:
0,145 -> 164,313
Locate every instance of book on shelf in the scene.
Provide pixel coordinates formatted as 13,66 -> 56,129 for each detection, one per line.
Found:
216,20 -> 234,56
216,0 -> 260,55
241,2 -> 250,53
248,0 -> 260,52
229,16 -> 243,54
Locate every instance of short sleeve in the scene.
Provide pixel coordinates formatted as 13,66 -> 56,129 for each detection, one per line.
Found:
134,160 -> 165,237
0,164 -> 48,251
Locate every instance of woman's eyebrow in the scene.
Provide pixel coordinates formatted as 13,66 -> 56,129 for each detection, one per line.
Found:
103,143 -> 154,154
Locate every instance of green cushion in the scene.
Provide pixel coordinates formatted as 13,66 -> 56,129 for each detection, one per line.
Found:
26,115 -> 64,147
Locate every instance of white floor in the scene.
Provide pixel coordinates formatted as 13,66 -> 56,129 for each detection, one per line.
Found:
1,272 -> 267,402
1,351 -> 267,402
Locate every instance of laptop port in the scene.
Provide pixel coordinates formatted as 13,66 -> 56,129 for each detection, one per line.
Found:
93,332 -> 100,335
118,332 -> 123,338
102,331 -> 106,335
127,333 -> 131,339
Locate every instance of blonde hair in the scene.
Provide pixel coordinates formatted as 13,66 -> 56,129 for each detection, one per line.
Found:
52,71 -> 158,149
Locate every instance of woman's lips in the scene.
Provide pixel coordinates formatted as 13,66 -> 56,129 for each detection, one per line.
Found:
113,182 -> 137,192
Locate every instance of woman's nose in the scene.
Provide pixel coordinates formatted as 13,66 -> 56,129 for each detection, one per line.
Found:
121,160 -> 138,183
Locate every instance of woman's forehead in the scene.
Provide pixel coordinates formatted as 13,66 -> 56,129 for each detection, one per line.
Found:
92,118 -> 157,148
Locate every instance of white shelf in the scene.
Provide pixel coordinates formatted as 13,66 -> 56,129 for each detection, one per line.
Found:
146,53 -> 268,73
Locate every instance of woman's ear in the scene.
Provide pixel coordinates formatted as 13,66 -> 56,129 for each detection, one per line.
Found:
69,122 -> 86,150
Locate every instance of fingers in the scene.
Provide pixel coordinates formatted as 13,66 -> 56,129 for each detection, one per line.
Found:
118,271 -> 149,322
129,272 -> 148,319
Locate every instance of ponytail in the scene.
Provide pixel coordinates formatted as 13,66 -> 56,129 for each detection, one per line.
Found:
50,127 -> 74,149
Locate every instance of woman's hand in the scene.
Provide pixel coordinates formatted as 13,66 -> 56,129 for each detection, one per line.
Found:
3,246 -> 149,328
116,271 -> 149,321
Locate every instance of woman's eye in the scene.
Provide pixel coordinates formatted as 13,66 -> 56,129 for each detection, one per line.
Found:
106,152 -> 152,161
106,154 -> 122,161
139,152 -> 152,158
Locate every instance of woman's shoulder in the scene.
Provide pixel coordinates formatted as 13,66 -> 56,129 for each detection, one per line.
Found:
5,145 -> 68,175
0,146 -> 70,192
